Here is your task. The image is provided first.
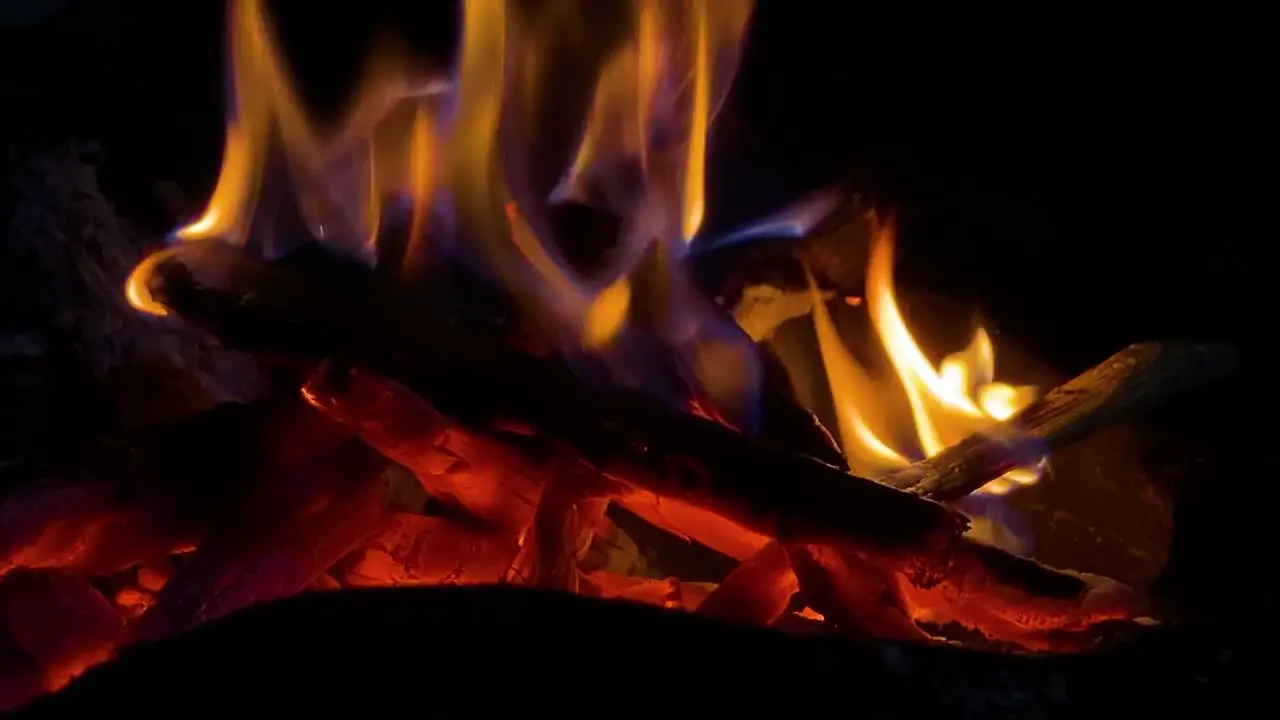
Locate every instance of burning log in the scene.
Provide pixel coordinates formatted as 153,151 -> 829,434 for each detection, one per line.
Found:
694,540 -> 797,626
197,448 -> 393,623
0,395 -> 348,580
0,571 -> 125,711
130,435 -> 381,642
787,543 -> 930,641
505,479 -> 609,592
884,341 -> 1239,501
303,365 -> 547,534
0,482 -> 118,577
301,363 -> 1142,645
140,243 -> 965,576
132,243 -> 1179,643
581,572 -> 713,610
339,513 -> 519,587
720,342 -> 1234,642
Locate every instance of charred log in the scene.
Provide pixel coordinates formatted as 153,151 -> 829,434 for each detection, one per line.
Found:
884,341 -> 1238,501
0,395 -> 345,580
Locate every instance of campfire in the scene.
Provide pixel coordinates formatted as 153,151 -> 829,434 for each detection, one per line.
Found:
0,0 -> 1237,709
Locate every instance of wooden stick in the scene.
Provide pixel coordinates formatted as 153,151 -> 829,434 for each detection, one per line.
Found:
694,540 -> 797,626
884,341 -> 1238,501
199,447 -> 394,622
130,436 -> 377,643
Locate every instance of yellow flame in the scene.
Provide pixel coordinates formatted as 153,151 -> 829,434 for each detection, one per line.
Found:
805,268 -> 910,477
124,248 -> 178,317
810,220 -> 1045,496
447,0 -> 507,242
583,277 -> 633,350
402,104 -> 437,272
680,0 -> 710,243
172,0 -> 434,249
558,0 -> 749,243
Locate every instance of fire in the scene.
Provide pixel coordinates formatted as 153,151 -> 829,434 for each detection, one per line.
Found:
126,0 -> 762,432
121,0 -> 1040,491
808,218 -> 1045,496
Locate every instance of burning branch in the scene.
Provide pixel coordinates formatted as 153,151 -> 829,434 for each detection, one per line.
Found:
884,340 -> 1238,500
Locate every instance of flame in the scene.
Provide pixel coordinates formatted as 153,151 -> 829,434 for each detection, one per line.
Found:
124,0 -> 758,429
809,219 -> 1045,496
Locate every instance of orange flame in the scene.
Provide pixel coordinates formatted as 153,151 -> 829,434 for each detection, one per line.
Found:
809,219 -> 1045,496
125,0 -> 449,317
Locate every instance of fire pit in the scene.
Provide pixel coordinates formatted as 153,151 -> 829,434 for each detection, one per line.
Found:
0,0 -> 1257,715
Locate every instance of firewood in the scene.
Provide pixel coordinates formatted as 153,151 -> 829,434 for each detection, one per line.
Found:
303,363 -> 934,578
0,482 -> 118,577
130,435 -> 377,642
505,478 -> 610,592
307,574 -> 343,592
580,572 -> 713,611
0,571 -> 124,707
773,343 -> 1233,643
1,395 -> 349,579
199,446 -> 394,623
694,540 -> 797,626
303,367 -> 1138,644
303,365 -> 547,534
138,243 -> 1172,638
884,341 -> 1238,501
786,544 -> 931,642
145,243 -> 965,573
894,537 -> 1136,639
340,513 -> 520,587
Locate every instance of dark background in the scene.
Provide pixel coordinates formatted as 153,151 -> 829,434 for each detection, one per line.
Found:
2,1 -> 1277,619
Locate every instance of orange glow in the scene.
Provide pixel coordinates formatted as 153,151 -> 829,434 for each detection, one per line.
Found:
809,219 -> 1045,496
124,248 -> 178,316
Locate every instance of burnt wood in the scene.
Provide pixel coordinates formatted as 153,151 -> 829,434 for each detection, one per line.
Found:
142,242 -> 968,576
884,341 -> 1238,501
136,241 -> 1148,630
